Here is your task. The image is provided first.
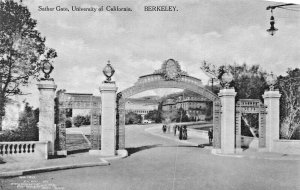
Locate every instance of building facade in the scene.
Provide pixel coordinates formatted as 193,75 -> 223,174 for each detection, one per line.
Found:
125,98 -> 158,116
162,96 -> 209,121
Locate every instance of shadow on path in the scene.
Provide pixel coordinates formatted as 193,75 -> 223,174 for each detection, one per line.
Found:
126,144 -> 162,156
162,145 -> 199,148
197,143 -> 212,148
0,158 -> 5,164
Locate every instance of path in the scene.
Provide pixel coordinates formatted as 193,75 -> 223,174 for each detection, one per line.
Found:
1,124 -> 299,190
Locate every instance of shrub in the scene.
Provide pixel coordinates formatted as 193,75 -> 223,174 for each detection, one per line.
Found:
65,118 -> 72,128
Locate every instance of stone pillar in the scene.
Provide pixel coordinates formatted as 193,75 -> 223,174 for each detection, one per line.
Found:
218,88 -> 236,154
100,82 -> 117,156
37,79 -> 57,155
263,90 -> 281,152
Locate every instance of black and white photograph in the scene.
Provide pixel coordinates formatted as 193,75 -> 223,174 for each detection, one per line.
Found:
0,0 -> 299,189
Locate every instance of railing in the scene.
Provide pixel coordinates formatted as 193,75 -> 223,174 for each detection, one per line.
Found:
0,141 -> 48,161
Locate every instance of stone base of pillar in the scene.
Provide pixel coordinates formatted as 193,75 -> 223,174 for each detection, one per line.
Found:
56,150 -> 67,156
89,150 -> 103,155
258,148 -> 268,152
235,148 -> 243,153
222,149 -> 235,154
211,148 -> 222,154
89,150 -> 115,157
89,149 -> 128,158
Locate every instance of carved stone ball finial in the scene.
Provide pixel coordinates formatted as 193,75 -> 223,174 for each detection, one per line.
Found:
41,60 -> 54,80
103,60 -> 115,83
222,70 -> 233,89
266,72 -> 277,91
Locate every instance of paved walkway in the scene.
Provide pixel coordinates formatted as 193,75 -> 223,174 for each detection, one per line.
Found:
1,125 -> 299,190
146,125 -> 210,147
146,125 -> 300,161
0,153 -> 109,177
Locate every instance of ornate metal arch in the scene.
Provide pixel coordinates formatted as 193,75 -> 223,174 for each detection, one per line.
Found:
116,60 -> 221,149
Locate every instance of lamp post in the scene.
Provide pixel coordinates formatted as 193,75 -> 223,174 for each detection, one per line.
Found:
267,12 -> 278,36
266,3 -> 296,36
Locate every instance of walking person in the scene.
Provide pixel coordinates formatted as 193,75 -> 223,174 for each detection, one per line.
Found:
208,128 -> 213,144
183,126 -> 187,140
162,125 -> 167,133
179,126 -> 183,140
173,125 -> 177,136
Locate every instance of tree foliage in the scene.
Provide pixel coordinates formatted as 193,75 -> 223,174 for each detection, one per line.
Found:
145,110 -> 162,123
0,0 -> 57,130
125,112 -> 142,125
0,102 -> 38,141
278,68 -> 300,139
73,115 -> 91,127
201,62 -> 269,100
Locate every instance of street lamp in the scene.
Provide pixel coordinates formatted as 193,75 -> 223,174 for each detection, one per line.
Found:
103,60 -> 115,83
267,13 -> 278,36
266,3 -> 297,36
41,60 -> 54,80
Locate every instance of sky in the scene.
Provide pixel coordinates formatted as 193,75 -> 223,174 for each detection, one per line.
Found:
15,0 -> 300,107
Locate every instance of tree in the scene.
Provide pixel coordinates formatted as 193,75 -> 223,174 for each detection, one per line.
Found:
176,108 -> 189,122
162,110 -> 179,123
0,101 -> 38,141
73,115 -> 85,127
0,1 -> 57,130
125,112 -> 142,124
145,110 -> 162,123
201,62 -> 269,101
278,68 -> 300,139
18,102 -> 39,140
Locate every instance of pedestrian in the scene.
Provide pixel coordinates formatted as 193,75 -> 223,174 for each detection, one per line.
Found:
208,128 -> 213,144
183,126 -> 187,140
162,125 -> 167,133
167,124 -> 170,133
173,125 -> 177,136
179,126 -> 183,140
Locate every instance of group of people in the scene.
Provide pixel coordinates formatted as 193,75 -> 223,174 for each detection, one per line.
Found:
162,125 -> 170,133
162,124 -> 214,144
162,124 -> 188,140
177,125 -> 188,140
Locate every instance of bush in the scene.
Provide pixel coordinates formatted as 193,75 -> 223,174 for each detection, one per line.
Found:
65,118 -> 72,128
72,115 -> 91,127
125,112 -> 142,124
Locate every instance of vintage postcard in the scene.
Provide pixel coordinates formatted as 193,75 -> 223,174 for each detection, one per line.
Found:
0,0 -> 299,189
